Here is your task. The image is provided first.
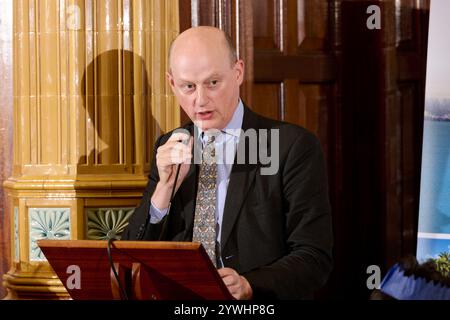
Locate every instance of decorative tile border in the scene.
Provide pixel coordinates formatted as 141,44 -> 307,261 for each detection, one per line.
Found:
86,208 -> 134,240
29,208 -> 71,261
14,207 -> 19,261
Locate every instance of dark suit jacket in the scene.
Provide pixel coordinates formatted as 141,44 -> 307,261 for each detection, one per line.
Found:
122,106 -> 333,299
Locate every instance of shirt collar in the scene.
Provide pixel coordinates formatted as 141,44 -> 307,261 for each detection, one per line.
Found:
196,99 -> 244,141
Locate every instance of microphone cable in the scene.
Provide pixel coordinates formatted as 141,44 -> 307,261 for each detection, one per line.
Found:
107,237 -> 129,300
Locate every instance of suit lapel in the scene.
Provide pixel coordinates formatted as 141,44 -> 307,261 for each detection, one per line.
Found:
220,106 -> 260,248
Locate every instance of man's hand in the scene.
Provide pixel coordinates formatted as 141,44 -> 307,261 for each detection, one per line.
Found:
151,132 -> 193,210
218,268 -> 253,300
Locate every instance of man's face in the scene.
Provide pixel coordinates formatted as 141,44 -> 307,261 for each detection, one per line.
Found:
167,43 -> 244,131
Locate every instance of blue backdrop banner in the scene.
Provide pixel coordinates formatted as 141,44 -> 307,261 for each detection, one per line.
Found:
417,0 -> 450,261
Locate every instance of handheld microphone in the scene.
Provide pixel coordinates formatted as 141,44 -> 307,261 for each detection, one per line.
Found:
158,137 -> 190,241
136,138 -> 190,240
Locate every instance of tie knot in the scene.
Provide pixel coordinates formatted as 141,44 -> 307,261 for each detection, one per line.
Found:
206,134 -> 215,144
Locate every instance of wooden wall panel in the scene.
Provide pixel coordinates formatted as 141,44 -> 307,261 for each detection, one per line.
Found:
253,0 -> 280,50
252,83 -> 281,120
253,0 -> 333,138
297,84 -> 330,145
298,0 -> 330,50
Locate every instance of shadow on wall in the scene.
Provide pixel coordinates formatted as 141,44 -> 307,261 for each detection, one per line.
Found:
79,49 -> 161,168
77,50 -> 162,242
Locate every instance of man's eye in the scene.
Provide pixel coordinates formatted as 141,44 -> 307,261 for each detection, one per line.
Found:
210,80 -> 218,86
184,84 -> 195,90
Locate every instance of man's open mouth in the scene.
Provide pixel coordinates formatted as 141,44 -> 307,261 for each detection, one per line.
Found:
197,111 -> 214,120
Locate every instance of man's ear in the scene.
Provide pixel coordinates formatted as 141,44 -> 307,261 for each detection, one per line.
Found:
235,59 -> 245,85
166,71 -> 175,89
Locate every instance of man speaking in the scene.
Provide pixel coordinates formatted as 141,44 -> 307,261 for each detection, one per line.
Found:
122,26 -> 333,300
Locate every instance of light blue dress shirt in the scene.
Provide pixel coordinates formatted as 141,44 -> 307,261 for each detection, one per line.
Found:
149,100 -> 244,266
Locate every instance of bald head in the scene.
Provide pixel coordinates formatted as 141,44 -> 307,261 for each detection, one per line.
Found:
168,26 -> 237,71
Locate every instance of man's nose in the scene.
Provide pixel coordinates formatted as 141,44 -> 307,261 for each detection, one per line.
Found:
195,87 -> 207,107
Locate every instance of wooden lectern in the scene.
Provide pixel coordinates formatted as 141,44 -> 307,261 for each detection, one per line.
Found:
38,240 -> 233,300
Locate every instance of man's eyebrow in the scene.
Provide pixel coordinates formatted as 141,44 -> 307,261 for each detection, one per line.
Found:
176,78 -> 194,83
204,73 -> 223,81
208,73 -> 222,78
176,73 -> 224,84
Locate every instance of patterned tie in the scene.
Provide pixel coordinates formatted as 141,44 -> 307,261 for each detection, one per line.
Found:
193,134 -> 218,267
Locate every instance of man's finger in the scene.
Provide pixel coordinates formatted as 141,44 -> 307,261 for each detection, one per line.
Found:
228,285 -> 241,295
158,144 -> 191,160
168,132 -> 191,143
218,268 -> 236,277
158,154 -> 191,166
221,276 -> 237,287
222,273 -> 241,287
159,140 -> 191,154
